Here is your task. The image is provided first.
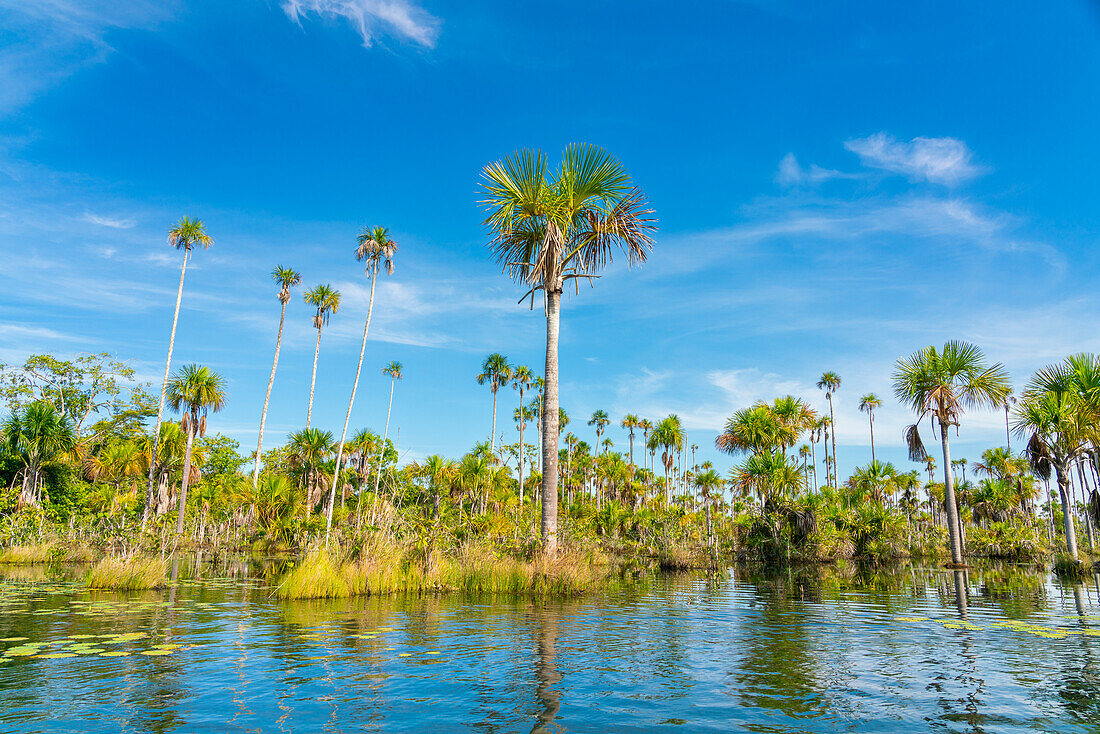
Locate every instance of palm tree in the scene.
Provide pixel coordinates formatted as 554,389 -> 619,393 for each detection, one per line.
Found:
329,227 -> 398,532
253,266 -> 301,490
858,393 -> 882,463
476,353 -> 512,456
589,410 -> 610,455
303,284 -> 341,430
367,361 -> 404,509
648,415 -> 684,502
165,364 -> 227,535
480,144 -> 656,553
3,401 -> 78,508
1003,394 -> 1017,450
892,341 -> 1010,565
144,217 -> 212,526
620,414 -> 641,469
288,427 -> 335,514
512,365 -> 534,502
694,468 -> 724,543
1013,354 -> 1100,561
639,419 -> 653,471
817,372 -> 841,487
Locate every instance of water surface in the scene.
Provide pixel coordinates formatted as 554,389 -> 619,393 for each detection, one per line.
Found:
1,561 -> 1099,733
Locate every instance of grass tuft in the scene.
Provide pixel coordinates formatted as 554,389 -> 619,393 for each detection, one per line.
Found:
275,542 -> 623,600
0,544 -> 54,564
86,556 -> 168,590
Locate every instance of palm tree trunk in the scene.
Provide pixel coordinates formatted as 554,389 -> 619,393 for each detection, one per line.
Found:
940,429 -> 965,565
518,388 -> 526,504
253,300 -> 288,490
306,325 -> 322,430
144,249 -> 189,527
810,440 -> 818,491
490,388 -> 498,455
869,412 -> 876,463
1056,463 -> 1079,560
541,288 -> 561,554
1076,461 -> 1096,550
371,377 -> 397,499
327,269 -> 378,537
827,395 -> 838,486
176,423 -> 195,535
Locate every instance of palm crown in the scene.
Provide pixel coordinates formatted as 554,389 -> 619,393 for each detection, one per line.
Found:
304,284 -> 341,328
356,226 -> 398,276
480,144 -> 656,300
167,217 -> 213,251
272,266 -> 302,304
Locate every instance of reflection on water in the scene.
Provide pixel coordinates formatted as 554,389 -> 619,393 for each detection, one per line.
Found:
1,561 -> 1099,733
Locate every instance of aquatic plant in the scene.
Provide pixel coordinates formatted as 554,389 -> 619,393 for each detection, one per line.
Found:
86,555 -> 168,590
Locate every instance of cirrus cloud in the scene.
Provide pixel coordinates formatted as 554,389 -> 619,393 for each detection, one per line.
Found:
281,0 -> 441,48
844,132 -> 984,185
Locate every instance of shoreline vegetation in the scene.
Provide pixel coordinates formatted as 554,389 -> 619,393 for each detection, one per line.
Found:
3,146 -> 1100,593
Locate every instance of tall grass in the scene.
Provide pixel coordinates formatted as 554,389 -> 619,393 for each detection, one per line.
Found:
86,555 -> 168,590
275,541 -> 622,600
0,544 -> 53,564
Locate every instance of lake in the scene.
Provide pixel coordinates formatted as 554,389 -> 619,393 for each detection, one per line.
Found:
1,560 -> 1099,733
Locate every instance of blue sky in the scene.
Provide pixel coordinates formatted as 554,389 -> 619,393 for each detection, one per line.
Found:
1,0 -> 1099,479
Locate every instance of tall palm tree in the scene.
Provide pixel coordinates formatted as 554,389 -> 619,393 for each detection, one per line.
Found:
3,401 -> 78,508
368,361 -> 404,507
329,227 -> 398,533
144,217 -> 212,526
512,365 -> 534,502
858,393 -> 882,463
252,266 -> 301,490
816,372 -> 841,487
1013,354 -> 1100,561
620,414 -> 641,469
477,353 -> 512,456
892,341 -> 1010,566
589,410 -> 610,455
1003,394 -> 1016,450
165,364 -> 227,535
648,415 -> 684,503
480,144 -> 656,553
638,418 -> 651,470
303,284 -> 341,430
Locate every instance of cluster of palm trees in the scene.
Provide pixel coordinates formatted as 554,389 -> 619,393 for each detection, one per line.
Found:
131,216 -> 403,536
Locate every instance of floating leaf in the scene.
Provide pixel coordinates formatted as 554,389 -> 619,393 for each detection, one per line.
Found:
99,651 -> 130,657
36,653 -> 77,659
140,649 -> 175,656
0,637 -> 28,642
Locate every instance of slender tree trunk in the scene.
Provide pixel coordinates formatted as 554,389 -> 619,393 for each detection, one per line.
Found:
869,412 -> 876,463
327,270 -> 378,537
1056,463 -> 1079,560
176,423 -> 196,536
144,249 -> 189,528
827,395 -> 838,486
940,429 -> 965,565
518,387 -> 525,504
306,325 -> 322,430
1076,461 -> 1096,550
822,429 -> 831,487
490,388 -> 498,455
371,378 -> 396,500
810,439 -> 818,491
541,288 -> 562,554
253,300 -> 288,489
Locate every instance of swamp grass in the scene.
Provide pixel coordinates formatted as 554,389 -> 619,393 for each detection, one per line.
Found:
275,542 -> 624,600
86,555 -> 168,590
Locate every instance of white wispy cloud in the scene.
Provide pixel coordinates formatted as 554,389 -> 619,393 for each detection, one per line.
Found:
0,1 -> 171,115
281,0 -> 441,48
82,212 -> 136,229
844,132 -> 985,185
775,153 -> 858,186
